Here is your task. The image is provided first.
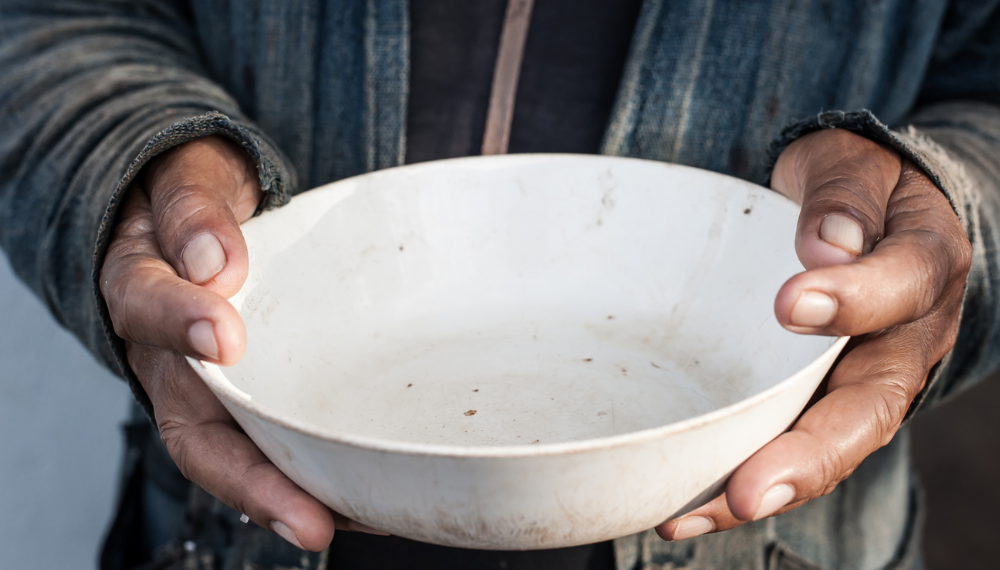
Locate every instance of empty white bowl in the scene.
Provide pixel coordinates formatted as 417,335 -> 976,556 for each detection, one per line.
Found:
188,154 -> 846,550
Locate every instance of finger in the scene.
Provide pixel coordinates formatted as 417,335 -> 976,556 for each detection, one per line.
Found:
101,188 -> 245,364
774,162 -> 970,335
656,492 -> 818,541
723,309 -> 955,524
142,136 -> 263,297
657,294 -> 960,539
128,342 -> 339,551
654,341 -> 860,540
655,494 -> 726,541
771,129 -> 901,268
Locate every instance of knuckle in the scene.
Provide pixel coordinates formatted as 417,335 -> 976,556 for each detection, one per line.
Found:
158,422 -> 196,483
866,351 -> 926,398
154,185 -> 220,249
818,467 -> 855,498
810,185 -> 885,242
888,193 -> 971,287
871,389 -> 908,446
852,356 -> 920,441
116,212 -> 157,239
953,233 -> 972,280
924,310 -> 961,360
942,318 -> 960,353
110,266 -> 149,341
930,226 -> 972,286
161,185 -> 211,221
103,256 -> 181,345
125,342 -> 151,380
816,443 -> 848,487
820,481 -> 840,497
103,278 -> 132,339
907,304 -> 960,366
226,461 -> 265,518
100,249 -> 130,312
882,231 -> 956,320
159,417 -> 258,518
101,246 -> 171,344
896,252 -> 941,319
111,305 -> 134,341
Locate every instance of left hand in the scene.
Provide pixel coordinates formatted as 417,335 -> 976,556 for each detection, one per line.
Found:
656,128 -> 971,541
99,137 -> 381,551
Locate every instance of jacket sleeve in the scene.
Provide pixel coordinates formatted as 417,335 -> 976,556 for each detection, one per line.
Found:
903,1 -> 1000,411
0,0 -> 296,415
767,3 -> 1000,415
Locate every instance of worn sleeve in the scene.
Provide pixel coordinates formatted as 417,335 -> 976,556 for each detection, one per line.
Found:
766,2 -> 1000,415
0,1 -> 296,415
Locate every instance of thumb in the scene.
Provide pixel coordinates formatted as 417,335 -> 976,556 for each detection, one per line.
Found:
142,136 -> 263,297
771,128 -> 901,271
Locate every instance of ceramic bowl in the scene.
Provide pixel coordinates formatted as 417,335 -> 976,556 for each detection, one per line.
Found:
188,154 -> 847,550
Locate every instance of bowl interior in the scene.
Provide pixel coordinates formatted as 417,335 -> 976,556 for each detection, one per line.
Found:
214,155 -> 838,448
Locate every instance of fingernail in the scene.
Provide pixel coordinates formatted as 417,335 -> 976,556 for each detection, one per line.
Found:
790,291 -> 836,328
671,516 -> 715,540
754,484 -> 796,520
349,520 -> 391,536
271,520 -> 304,549
183,233 -> 226,284
188,320 -> 219,360
820,214 -> 864,256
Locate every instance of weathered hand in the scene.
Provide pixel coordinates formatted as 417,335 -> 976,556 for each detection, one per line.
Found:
99,137 -> 380,551
656,129 -> 971,541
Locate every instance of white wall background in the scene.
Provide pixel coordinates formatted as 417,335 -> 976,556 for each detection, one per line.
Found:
0,252 -> 132,569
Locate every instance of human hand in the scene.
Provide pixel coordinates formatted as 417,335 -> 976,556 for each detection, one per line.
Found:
99,137 -> 380,551
656,128 -> 971,541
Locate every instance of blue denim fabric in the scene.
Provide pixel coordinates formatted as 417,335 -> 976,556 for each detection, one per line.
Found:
2,1 -> 999,569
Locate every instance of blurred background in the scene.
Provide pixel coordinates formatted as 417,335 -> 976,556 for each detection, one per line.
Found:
0,249 -> 996,568
0,252 -> 132,567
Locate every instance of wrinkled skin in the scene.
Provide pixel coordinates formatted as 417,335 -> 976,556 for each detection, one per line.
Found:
657,129 -> 970,540
99,130 -> 970,550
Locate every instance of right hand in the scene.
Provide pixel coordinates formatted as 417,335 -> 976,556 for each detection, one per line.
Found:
99,136 -> 380,551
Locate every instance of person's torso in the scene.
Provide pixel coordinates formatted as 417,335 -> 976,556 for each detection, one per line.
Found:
179,2 -> 943,568
187,0 -> 949,193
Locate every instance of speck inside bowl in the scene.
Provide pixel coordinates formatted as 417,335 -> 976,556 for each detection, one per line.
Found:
189,155 -> 846,549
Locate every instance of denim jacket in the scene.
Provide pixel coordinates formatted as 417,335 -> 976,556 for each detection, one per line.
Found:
2,1 -> 999,569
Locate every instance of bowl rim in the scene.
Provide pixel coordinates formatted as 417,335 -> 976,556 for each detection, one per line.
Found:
188,154 -> 851,459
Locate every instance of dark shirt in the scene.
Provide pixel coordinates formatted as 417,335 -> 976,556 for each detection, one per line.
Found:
406,0 -> 643,163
